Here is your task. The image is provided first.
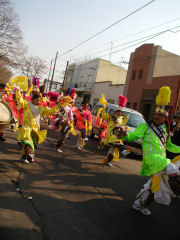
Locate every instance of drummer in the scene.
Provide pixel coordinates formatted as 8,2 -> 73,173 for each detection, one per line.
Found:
0,84 -> 6,142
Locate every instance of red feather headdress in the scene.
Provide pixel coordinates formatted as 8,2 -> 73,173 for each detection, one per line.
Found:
118,95 -> 127,108
47,91 -> 60,99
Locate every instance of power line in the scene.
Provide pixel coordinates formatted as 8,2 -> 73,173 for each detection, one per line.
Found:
76,31 -> 166,59
99,26 -> 180,58
60,0 -> 157,56
66,25 -> 180,62
62,17 -> 180,60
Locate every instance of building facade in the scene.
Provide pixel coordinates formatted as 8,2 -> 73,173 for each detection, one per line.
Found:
64,58 -> 127,107
124,44 -> 180,121
43,79 -> 62,93
90,81 -> 124,106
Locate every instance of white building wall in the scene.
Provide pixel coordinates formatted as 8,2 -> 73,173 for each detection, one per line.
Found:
153,47 -> 180,77
71,59 -> 99,90
90,82 -> 125,106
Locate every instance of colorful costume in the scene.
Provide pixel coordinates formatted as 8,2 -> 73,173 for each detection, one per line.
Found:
53,91 -> 77,152
97,119 -> 107,150
0,84 -> 6,142
75,104 -> 92,149
101,95 -> 129,166
16,89 -> 59,163
122,86 -> 180,215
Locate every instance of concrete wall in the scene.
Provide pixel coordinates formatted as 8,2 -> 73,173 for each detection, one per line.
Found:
96,59 -> 127,84
63,64 -> 75,89
153,47 -> 180,77
71,59 -> 99,90
90,81 -> 124,106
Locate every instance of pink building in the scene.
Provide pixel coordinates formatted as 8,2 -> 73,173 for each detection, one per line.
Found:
124,44 -> 180,121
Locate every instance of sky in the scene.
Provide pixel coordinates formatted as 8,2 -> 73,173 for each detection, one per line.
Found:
13,0 -> 180,82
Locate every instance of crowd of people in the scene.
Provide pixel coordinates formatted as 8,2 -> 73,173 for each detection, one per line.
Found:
0,76 -> 180,216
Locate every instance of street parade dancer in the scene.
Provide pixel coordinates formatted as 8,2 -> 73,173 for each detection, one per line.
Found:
3,83 -> 19,131
76,100 -> 92,150
16,77 -> 41,128
97,119 -> 108,150
100,94 -> 129,167
121,86 -> 180,215
95,94 -> 108,150
0,83 -> 7,142
45,91 -> 60,127
14,76 -> 60,164
53,88 -> 77,153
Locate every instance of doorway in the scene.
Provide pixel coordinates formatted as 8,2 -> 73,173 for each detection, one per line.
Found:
142,104 -> 151,121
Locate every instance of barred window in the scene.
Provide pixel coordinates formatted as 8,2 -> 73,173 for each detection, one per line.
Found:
132,70 -> 136,80
138,69 -> 144,79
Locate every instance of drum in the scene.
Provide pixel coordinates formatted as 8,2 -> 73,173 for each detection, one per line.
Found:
0,101 -> 13,132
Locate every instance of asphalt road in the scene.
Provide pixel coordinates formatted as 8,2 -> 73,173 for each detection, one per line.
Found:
0,124 -> 180,240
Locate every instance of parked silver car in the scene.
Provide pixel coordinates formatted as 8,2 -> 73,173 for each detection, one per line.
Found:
92,103 -> 146,155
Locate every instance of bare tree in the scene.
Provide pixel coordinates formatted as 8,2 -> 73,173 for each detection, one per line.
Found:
0,62 -> 13,83
0,0 -> 26,67
17,55 -> 47,80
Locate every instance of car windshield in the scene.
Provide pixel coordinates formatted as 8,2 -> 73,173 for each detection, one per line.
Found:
92,105 -> 102,115
123,111 -> 145,128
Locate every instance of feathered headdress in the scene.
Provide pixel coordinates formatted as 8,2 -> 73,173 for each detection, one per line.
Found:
116,95 -> 128,111
47,91 -> 60,99
59,96 -> 72,107
65,87 -> 76,99
118,95 -> 127,107
155,86 -> 171,116
65,86 -> 76,99
100,93 -> 108,106
10,76 -> 28,91
32,77 -> 40,87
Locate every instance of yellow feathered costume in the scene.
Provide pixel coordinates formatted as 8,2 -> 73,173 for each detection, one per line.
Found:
16,89 -> 59,152
155,86 -> 171,116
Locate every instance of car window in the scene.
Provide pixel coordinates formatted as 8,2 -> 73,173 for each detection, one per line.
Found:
123,111 -> 145,128
108,108 -> 115,116
92,105 -> 102,115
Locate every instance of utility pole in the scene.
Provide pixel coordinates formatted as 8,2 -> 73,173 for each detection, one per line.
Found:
45,59 -> 53,92
50,51 -> 58,91
62,60 -> 69,89
172,78 -> 180,114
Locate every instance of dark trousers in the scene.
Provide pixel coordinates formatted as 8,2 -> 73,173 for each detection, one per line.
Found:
56,124 -> 71,149
107,144 -> 126,163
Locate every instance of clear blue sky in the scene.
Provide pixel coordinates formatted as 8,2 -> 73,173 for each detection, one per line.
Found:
13,0 -> 180,81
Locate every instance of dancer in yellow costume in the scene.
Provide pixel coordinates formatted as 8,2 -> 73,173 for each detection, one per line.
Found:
100,95 -> 129,167
15,80 -> 59,163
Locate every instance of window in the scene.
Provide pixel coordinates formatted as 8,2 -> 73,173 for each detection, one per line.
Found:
77,92 -> 83,97
132,70 -> 136,80
52,84 -> 57,89
138,69 -> 144,79
122,111 -> 145,128
133,102 -> 137,110
92,104 -> 101,115
127,102 -> 131,108
107,99 -> 114,104
108,109 -> 115,116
